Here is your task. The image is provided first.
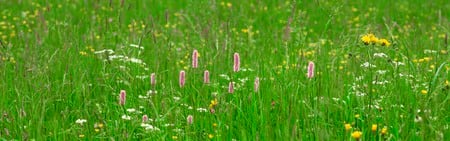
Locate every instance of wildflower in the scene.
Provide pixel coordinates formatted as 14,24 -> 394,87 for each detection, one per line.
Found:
228,82 -> 234,93
345,124 -> 352,131
361,33 -> 378,45
179,70 -> 186,87
204,70 -> 210,84
233,53 -> 240,72
226,2 -> 232,8
355,114 -> 360,119
196,108 -> 208,112
307,61 -> 315,79
209,99 -> 218,109
208,134 -> 214,139
371,124 -> 377,132
79,134 -> 85,138
150,73 -> 156,87
126,108 -> 136,113
421,90 -> 428,95
192,50 -> 198,68
187,115 -> 193,124
172,136 -> 178,140
79,51 -> 87,56
381,127 -> 388,135
378,38 -> 391,46
95,128 -> 100,132
119,90 -> 126,106
94,123 -> 104,129
75,119 -> 87,125
142,115 -> 148,123
213,123 -> 218,127
373,53 -> 388,58
121,115 -> 131,120
254,77 -> 260,92
141,123 -> 161,131
351,131 -> 362,140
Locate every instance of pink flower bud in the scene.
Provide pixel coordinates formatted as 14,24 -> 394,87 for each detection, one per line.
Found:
307,61 -> 315,79
228,82 -> 234,94
192,50 -> 199,68
233,53 -> 240,72
187,115 -> 193,124
150,73 -> 156,86
254,77 -> 260,92
142,115 -> 148,123
204,70 -> 210,84
119,90 -> 126,106
210,108 -> 215,114
179,70 -> 186,87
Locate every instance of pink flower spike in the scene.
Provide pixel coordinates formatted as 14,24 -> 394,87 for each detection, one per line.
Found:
187,115 -> 193,124
179,70 -> 186,87
119,90 -> 126,106
254,77 -> 260,92
228,82 -> 234,94
150,73 -> 156,86
204,70 -> 210,84
142,115 -> 148,123
233,53 -> 240,72
307,61 -> 315,79
192,50 -> 199,68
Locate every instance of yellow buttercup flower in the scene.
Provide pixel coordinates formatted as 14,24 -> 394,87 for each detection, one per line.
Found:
345,124 -> 352,131
351,131 -> 362,140
381,127 -> 388,135
371,124 -> 377,132
208,134 -> 214,139
421,90 -> 428,95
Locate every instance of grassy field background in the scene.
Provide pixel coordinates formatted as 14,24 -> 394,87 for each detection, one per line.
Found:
0,0 -> 449,140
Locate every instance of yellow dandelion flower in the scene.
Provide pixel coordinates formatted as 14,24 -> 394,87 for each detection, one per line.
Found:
351,131 -> 362,140
95,128 -> 100,132
421,90 -> 428,95
378,39 -> 391,46
345,124 -> 352,131
79,134 -> 85,138
361,35 -> 371,45
445,80 -> 449,86
213,123 -> 218,127
355,114 -> 360,119
371,124 -> 377,132
361,33 -> 378,45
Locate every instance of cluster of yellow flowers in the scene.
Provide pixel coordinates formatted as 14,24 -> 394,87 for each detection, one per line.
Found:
345,122 -> 389,140
361,33 -> 391,46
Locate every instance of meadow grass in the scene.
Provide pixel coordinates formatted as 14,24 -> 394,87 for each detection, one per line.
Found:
0,0 -> 449,140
